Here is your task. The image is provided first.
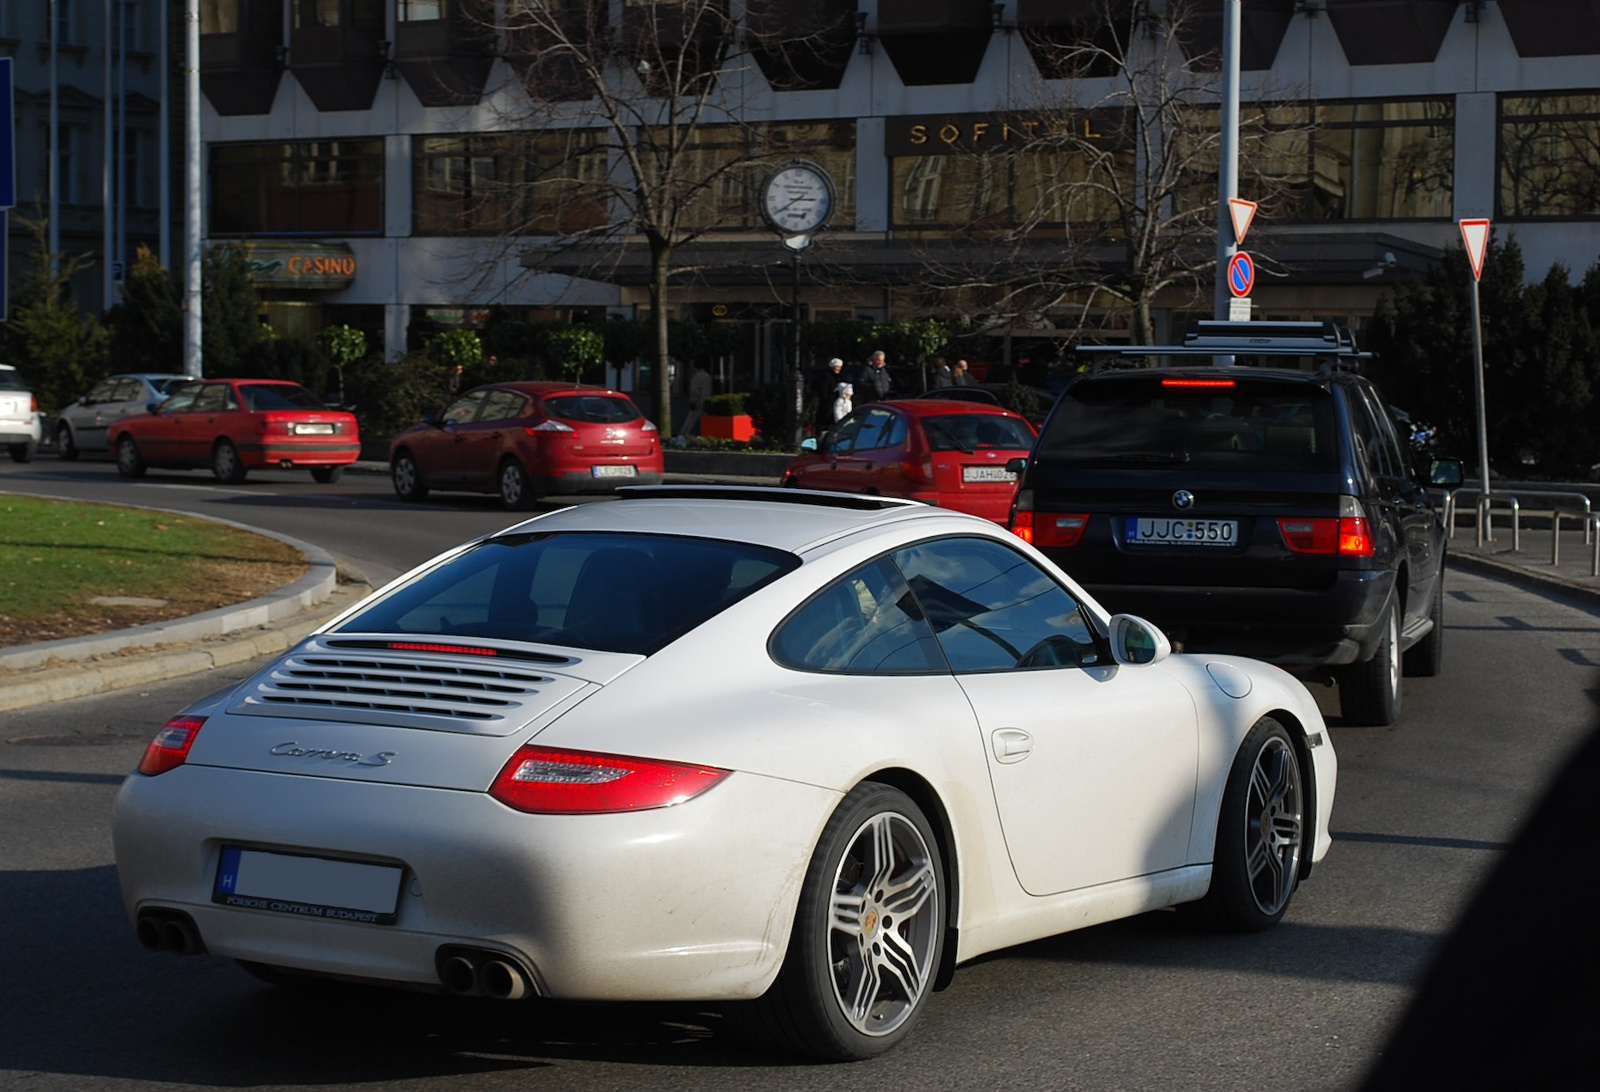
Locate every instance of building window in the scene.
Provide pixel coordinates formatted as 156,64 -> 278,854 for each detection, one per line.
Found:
1499,93 -> 1600,220
210,140 -> 386,235
413,121 -> 856,236
399,0 -> 445,20
200,0 -> 239,35
414,131 -> 609,235
58,0 -> 80,43
1265,99 -> 1454,221
294,0 -> 342,28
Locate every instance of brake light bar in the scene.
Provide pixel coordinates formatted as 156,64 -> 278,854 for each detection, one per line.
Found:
386,641 -> 499,657
1161,378 -> 1236,388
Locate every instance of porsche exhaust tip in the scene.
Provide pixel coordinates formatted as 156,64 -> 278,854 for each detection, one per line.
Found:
436,946 -> 534,1000
136,909 -> 207,955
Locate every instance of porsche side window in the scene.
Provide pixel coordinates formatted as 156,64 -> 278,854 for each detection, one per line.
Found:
771,558 -> 946,675
893,537 -> 1103,673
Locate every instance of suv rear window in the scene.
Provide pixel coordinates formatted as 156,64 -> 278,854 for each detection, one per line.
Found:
1039,375 -> 1338,472
544,394 -> 641,424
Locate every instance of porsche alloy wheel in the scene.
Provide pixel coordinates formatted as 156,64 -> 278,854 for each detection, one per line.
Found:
115,435 -> 146,479
752,784 -> 945,1060
1191,717 -> 1305,932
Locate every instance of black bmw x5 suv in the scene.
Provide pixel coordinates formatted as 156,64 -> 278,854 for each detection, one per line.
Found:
1009,322 -> 1462,727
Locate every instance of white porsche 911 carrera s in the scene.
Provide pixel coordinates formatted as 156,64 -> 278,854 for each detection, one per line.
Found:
113,486 -> 1336,1061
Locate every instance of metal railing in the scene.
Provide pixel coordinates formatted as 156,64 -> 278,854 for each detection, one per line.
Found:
1442,487 -> 1593,549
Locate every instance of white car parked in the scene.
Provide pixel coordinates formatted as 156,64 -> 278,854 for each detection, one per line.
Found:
54,372 -> 188,460
113,486 -> 1337,1060
0,364 -> 41,463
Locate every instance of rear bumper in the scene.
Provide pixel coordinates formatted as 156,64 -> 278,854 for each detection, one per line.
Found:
535,467 -> 665,494
238,442 -> 362,467
1072,568 -> 1395,667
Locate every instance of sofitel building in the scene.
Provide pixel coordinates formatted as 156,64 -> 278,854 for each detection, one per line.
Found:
6,1 -> 1600,384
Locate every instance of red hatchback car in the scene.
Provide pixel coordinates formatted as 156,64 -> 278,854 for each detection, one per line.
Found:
781,399 -> 1038,523
389,381 -> 664,509
109,378 -> 359,484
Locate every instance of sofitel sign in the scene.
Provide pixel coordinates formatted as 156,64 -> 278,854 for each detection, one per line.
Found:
884,111 -> 1122,156
232,242 -> 359,290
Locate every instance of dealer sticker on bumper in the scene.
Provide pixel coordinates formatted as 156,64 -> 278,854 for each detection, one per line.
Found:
213,846 -> 403,925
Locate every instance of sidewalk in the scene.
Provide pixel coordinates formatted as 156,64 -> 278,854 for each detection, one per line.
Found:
3,482 -> 1595,715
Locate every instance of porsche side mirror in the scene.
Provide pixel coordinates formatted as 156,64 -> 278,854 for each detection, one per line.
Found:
1107,614 -> 1172,666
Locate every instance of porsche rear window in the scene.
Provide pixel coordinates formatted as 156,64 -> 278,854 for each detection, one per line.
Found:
1039,376 -> 1337,471
544,395 -> 642,424
332,532 -> 798,654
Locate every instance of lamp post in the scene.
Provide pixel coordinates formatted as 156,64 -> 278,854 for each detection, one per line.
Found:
759,161 -> 836,447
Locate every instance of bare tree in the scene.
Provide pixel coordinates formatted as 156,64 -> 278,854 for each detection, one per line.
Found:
449,0 -> 854,435
905,0 -> 1309,345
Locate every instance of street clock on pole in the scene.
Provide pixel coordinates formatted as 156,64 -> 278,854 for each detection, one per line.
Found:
760,160 -> 835,236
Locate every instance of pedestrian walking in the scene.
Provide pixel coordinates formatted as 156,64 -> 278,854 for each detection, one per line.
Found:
678,362 -> 713,441
855,349 -> 892,404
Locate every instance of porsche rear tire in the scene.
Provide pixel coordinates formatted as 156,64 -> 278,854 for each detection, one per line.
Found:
746,784 -> 945,1060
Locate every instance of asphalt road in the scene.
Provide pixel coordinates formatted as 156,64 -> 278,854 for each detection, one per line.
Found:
3,457 -> 1598,1090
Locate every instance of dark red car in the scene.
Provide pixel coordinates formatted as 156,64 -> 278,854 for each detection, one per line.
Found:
781,399 -> 1037,523
389,381 -> 664,509
108,378 -> 359,484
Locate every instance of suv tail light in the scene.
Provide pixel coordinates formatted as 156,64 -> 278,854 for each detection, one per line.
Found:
489,746 -> 729,814
1278,497 -> 1374,556
1011,509 -> 1089,548
137,716 -> 207,775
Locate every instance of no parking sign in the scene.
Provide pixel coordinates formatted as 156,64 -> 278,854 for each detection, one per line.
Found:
1227,252 -> 1255,298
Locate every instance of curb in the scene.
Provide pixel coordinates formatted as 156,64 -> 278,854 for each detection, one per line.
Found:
0,504 -> 369,713
1448,550 -> 1600,610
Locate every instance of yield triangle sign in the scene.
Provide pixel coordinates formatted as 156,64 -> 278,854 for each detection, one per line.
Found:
1460,218 -> 1491,281
1228,198 -> 1257,246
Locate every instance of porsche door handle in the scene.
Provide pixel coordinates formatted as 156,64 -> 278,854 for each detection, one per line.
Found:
991,728 -> 1034,764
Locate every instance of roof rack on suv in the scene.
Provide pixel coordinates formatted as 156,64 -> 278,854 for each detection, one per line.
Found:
1076,321 -> 1369,371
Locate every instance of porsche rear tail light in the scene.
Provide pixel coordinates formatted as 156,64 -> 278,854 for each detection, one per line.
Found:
490,746 -> 729,814
137,716 -> 206,776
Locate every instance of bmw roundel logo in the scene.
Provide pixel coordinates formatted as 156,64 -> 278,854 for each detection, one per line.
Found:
1172,490 -> 1196,510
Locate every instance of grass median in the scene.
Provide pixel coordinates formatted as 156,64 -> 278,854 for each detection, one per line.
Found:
0,495 -> 307,648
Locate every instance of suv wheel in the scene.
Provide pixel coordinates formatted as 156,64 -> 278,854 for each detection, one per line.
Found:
1402,570 -> 1445,678
1340,599 -> 1401,727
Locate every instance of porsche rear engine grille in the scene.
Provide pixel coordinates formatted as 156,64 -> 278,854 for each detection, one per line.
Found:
229,647 -> 588,733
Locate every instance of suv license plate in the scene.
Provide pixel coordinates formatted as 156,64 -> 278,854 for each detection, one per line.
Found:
213,847 -> 403,925
1128,517 -> 1238,546
962,466 -> 1015,483
592,464 -> 637,479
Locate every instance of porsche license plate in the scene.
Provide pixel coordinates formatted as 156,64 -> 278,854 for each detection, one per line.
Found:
213,847 -> 403,925
591,464 -> 637,478
1127,517 -> 1238,546
961,466 -> 1015,483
